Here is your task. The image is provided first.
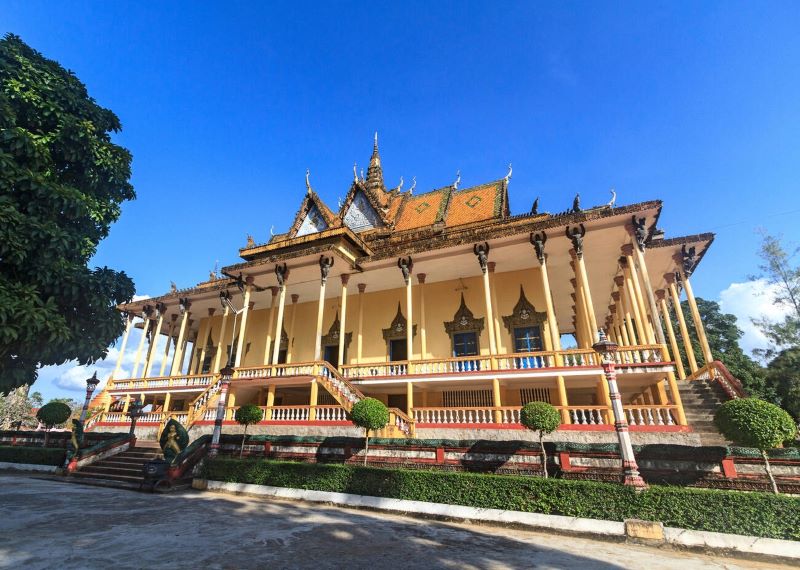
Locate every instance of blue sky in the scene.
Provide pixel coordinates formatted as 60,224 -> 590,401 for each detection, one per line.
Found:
5,2 -> 800,399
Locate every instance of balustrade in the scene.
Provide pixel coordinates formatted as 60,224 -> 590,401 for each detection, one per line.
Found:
566,406 -> 607,425
623,405 -> 676,426
413,406 -> 521,425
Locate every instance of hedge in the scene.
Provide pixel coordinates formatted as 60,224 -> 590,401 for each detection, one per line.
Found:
204,458 -> 800,541
0,445 -> 65,465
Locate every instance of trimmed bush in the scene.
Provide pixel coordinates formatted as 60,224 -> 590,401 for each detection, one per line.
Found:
36,402 -> 72,447
350,398 -> 389,465
0,445 -> 64,465
715,398 -> 798,493
520,402 -> 561,478
234,405 -> 264,458
203,458 -> 800,541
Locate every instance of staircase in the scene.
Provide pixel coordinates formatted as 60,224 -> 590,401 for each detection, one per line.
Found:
678,380 -> 730,446
71,440 -> 162,489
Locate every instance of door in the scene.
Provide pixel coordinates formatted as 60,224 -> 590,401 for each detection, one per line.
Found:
323,345 -> 339,368
389,338 -> 407,361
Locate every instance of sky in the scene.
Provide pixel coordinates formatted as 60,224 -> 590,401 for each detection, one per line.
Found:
4,2 -> 800,400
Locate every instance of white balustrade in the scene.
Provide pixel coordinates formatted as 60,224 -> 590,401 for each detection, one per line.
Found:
624,406 -> 675,426
568,407 -> 606,425
412,407 -> 521,425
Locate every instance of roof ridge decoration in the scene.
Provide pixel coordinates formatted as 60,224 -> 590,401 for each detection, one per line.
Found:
288,171 -> 339,238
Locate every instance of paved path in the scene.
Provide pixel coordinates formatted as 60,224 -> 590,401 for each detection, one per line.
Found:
0,474 -> 791,569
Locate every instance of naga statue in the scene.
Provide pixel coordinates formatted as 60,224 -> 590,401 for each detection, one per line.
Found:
159,419 -> 189,464
66,419 -> 84,462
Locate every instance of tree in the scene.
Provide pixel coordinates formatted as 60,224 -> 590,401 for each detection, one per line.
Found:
350,398 -> 389,466
0,385 -> 34,429
234,404 -> 264,458
0,34 -> 135,394
763,348 -> 800,422
520,402 -> 560,478
668,297 -> 770,400
750,232 -> 800,357
715,398 -> 797,494
36,401 -> 72,447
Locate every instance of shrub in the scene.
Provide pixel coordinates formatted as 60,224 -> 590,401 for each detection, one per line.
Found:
36,402 -> 72,447
350,398 -> 389,465
234,405 -> 264,458
203,458 -> 800,541
520,402 -> 561,478
715,398 -> 797,493
0,445 -> 64,465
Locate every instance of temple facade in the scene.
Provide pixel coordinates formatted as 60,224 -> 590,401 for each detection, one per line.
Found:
90,136 -> 724,443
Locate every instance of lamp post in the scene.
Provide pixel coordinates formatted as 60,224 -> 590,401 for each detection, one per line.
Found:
126,400 -> 145,437
592,329 -> 647,489
209,364 -> 234,457
80,372 -> 101,422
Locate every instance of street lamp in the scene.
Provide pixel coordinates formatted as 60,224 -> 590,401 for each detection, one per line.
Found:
209,364 -> 235,457
79,372 -> 101,422
592,329 -> 647,489
126,399 -> 145,437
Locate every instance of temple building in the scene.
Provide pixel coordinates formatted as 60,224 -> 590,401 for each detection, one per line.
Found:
90,135 -> 725,444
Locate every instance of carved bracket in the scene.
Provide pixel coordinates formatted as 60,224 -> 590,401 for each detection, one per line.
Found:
529,231 -> 547,265
565,224 -> 586,259
473,242 -> 490,273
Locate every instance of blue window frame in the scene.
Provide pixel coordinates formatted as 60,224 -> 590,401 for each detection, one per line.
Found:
514,326 -> 542,353
453,332 -> 478,357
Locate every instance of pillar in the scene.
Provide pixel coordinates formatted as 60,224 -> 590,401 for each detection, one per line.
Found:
529,232 -> 562,352
209,378 -> 231,457
234,277 -> 254,367
338,275 -> 349,367
676,260 -> 714,367
473,243 -> 501,421
170,299 -> 192,375
162,392 -> 171,413
661,345 -> 687,425
309,378 -> 319,420
619,264 -> 648,344
130,306 -> 154,379
213,306 -> 231,373
397,257 -> 414,362
622,248 -> 654,343
488,262 -> 504,353
262,287 -> 279,365
286,294 -> 299,363
626,236 -> 666,345
356,283 -> 366,363
417,274 -> 427,359
265,384 -> 276,420
271,264 -> 290,365
572,249 -> 598,343
665,273 -> 698,373
556,375 -> 569,423
195,308 -> 216,374
144,303 -> 166,377
112,313 -> 135,379
406,381 -> 414,416
314,257 -> 333,361
657,290 -> 686,379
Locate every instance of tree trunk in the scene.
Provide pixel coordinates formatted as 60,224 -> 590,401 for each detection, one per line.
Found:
762,449 -> 779,494
364,429 -> 369,466
240,425 -> 248,459
539,432 -> 548,478
43,428 -> 49,448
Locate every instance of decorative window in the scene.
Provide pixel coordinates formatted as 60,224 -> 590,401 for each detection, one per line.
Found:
520,387 -> 551,405
503,286 -> 547,351
444,294 -> 484,357
320,311 -> 351,367
443,389 -> 493,407
382,303 -> 417,360
514,327 -> 543,353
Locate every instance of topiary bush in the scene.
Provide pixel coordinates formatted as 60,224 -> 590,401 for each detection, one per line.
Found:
350,398 -> 389,465
234,404 -> 264,458
715,398 -> 798,493
520,401 -> 561,478
36,402 -> 72,447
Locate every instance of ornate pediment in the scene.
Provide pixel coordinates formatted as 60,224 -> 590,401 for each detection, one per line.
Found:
503,286 -> 547,333
343,190 -> 383,232
444,294 -> 485,335
321,311 -> 352,348
296,203 -> 329,237
382,302 -> 417,342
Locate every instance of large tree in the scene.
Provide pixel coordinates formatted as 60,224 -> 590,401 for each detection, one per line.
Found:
763,347 -> 800,422
0,34 -> 135,393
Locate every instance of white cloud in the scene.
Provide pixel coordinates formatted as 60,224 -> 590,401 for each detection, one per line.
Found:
718,279 -> 790,355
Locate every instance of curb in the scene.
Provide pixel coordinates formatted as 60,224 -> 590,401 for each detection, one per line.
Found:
198,479 -> 800,562
0,461 -> 59,473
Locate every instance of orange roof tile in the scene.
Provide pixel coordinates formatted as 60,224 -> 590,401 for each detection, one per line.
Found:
444,181 -> 504,227
393,188 -> 450,231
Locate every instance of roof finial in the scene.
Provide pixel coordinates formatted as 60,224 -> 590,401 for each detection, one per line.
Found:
360,168 -> 365,181
374,131 -> 378,150
353,162 -> 358,183
305,169 -> 312,194
505,163 -> 512,183
452,170 -> 461,190
607,188 -> 617,208
409,176 -> 416,195
397,176 -> 403,191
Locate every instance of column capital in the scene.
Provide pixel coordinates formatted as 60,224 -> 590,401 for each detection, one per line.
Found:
611,291 -> 621,302
609,305 -> 617,313
319,255 -> 334,284
416,273 -> 426,284
613,275 -> 625,287
627,215 -> 649,251
618,256 -> 630,270
570,277 -> 577,288
674,244 -> 696,276
248,301 -> 255,311
529,231 -> 547,264
664,272 -> 677,284
274,263 -> 289,286
487,261 -> 496,273
570,293 -> 577,302
473,242 -> 490,273
398,256 -> 413,284
340,273 -> 350,286
565,224 -> 585,259
291,294 -> 299,304
357,283 -> 367,294
155,302 -> 167,316
170,313 -> 179,323
268,285 -> 279,297
207,308 -> 216,317
621,243 -> 635,257
178,298 -> 192,314
245,275 -> 255,286
142,304 -> 154,319
655,289 -> 666,302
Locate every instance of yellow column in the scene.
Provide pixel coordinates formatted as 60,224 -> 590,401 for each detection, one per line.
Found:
677,264 -> 714,367
417,274 -> 427,359
130,307 -> 154,379
144,304 -> 166,377
194,308 -> 216,374
666,273 -> 698,373
661,345 -> 687,425
265,384 -> 276,420
159,315 -> 177,376
286,294 -> 299,363
572,249 -> 598,343
597,374 -> 612,424
537,249 -> 562,351
112,313 -> 135,378
657,291 -> 686,379
474,244 -> 501,421
271,265 -> 289,365
403,265 -> 414,362
261,287 -> 278,365
234,277 -> 254,367
622,248 -> 654,343
122,394 -> 131,413
338,275 -> 349,368
627,240 -> 667,345
162,392 -> 171,413
213,305 -> 230,372
170,300 -> 192,375
356,283 -> 366,363
488,262 -> 504,353
309,378 -> 318,421
314,257 -> 333,362
573,278 -> 592,348
406,381 -> 414,416
556,375 -> 570,424
620,265 -> 648,344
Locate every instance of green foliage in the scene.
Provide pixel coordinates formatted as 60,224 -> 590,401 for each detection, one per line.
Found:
763,347 -> 800,422
350,398 -> 389,431
35,401 -> 71,428
0,34 -> 135,392
0,385 -> 38,429
520,402 -> 560,434
715,398 -> 797,450
235,404 -> 264,427
0,445 -> 64,465
204,459 -> 800,540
